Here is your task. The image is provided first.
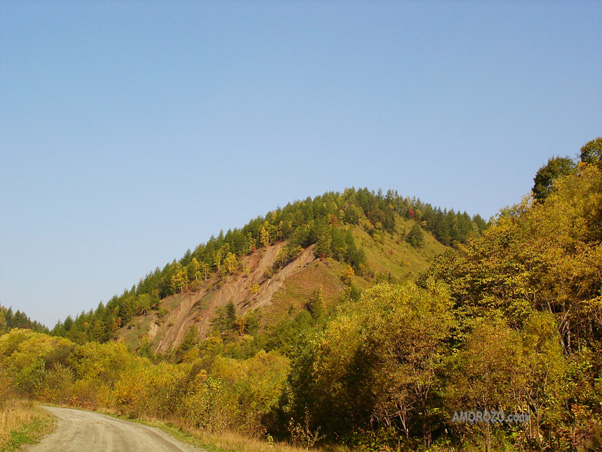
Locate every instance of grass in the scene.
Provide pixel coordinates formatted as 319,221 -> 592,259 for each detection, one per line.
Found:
0,399 -> 54,452
352,218 -> 447,281
156,426 -> 321,452
190,430 -> 322,452
268,259 -> 346,321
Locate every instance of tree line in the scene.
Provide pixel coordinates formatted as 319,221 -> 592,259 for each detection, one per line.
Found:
0,305 -> 47,334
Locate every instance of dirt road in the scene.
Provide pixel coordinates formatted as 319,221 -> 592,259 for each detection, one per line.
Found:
26,406 -> 206,452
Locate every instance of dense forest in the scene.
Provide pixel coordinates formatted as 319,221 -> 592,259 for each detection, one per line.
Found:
49,187 -> 486,345
1,138 -> 601,451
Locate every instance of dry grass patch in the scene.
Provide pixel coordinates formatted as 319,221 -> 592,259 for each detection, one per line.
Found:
0,399 -> 54,451
192,430 -> 325,452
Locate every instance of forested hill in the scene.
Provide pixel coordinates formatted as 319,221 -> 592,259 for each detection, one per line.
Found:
50,187 -> 487,344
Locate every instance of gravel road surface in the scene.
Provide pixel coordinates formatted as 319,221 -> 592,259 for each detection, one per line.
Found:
26,406 -> 206,452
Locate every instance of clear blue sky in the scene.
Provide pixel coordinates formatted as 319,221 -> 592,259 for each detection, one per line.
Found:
1,1 -> 601,327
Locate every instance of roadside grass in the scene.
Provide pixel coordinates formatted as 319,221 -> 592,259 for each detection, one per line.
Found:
98,410 -> 320,452
0,399 -> 54,452
157,425 -> 322,452
190,430 -> 324,452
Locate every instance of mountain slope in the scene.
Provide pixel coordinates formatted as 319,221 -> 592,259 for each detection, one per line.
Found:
127,242 -> 317,354
119,214 -> 448,354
